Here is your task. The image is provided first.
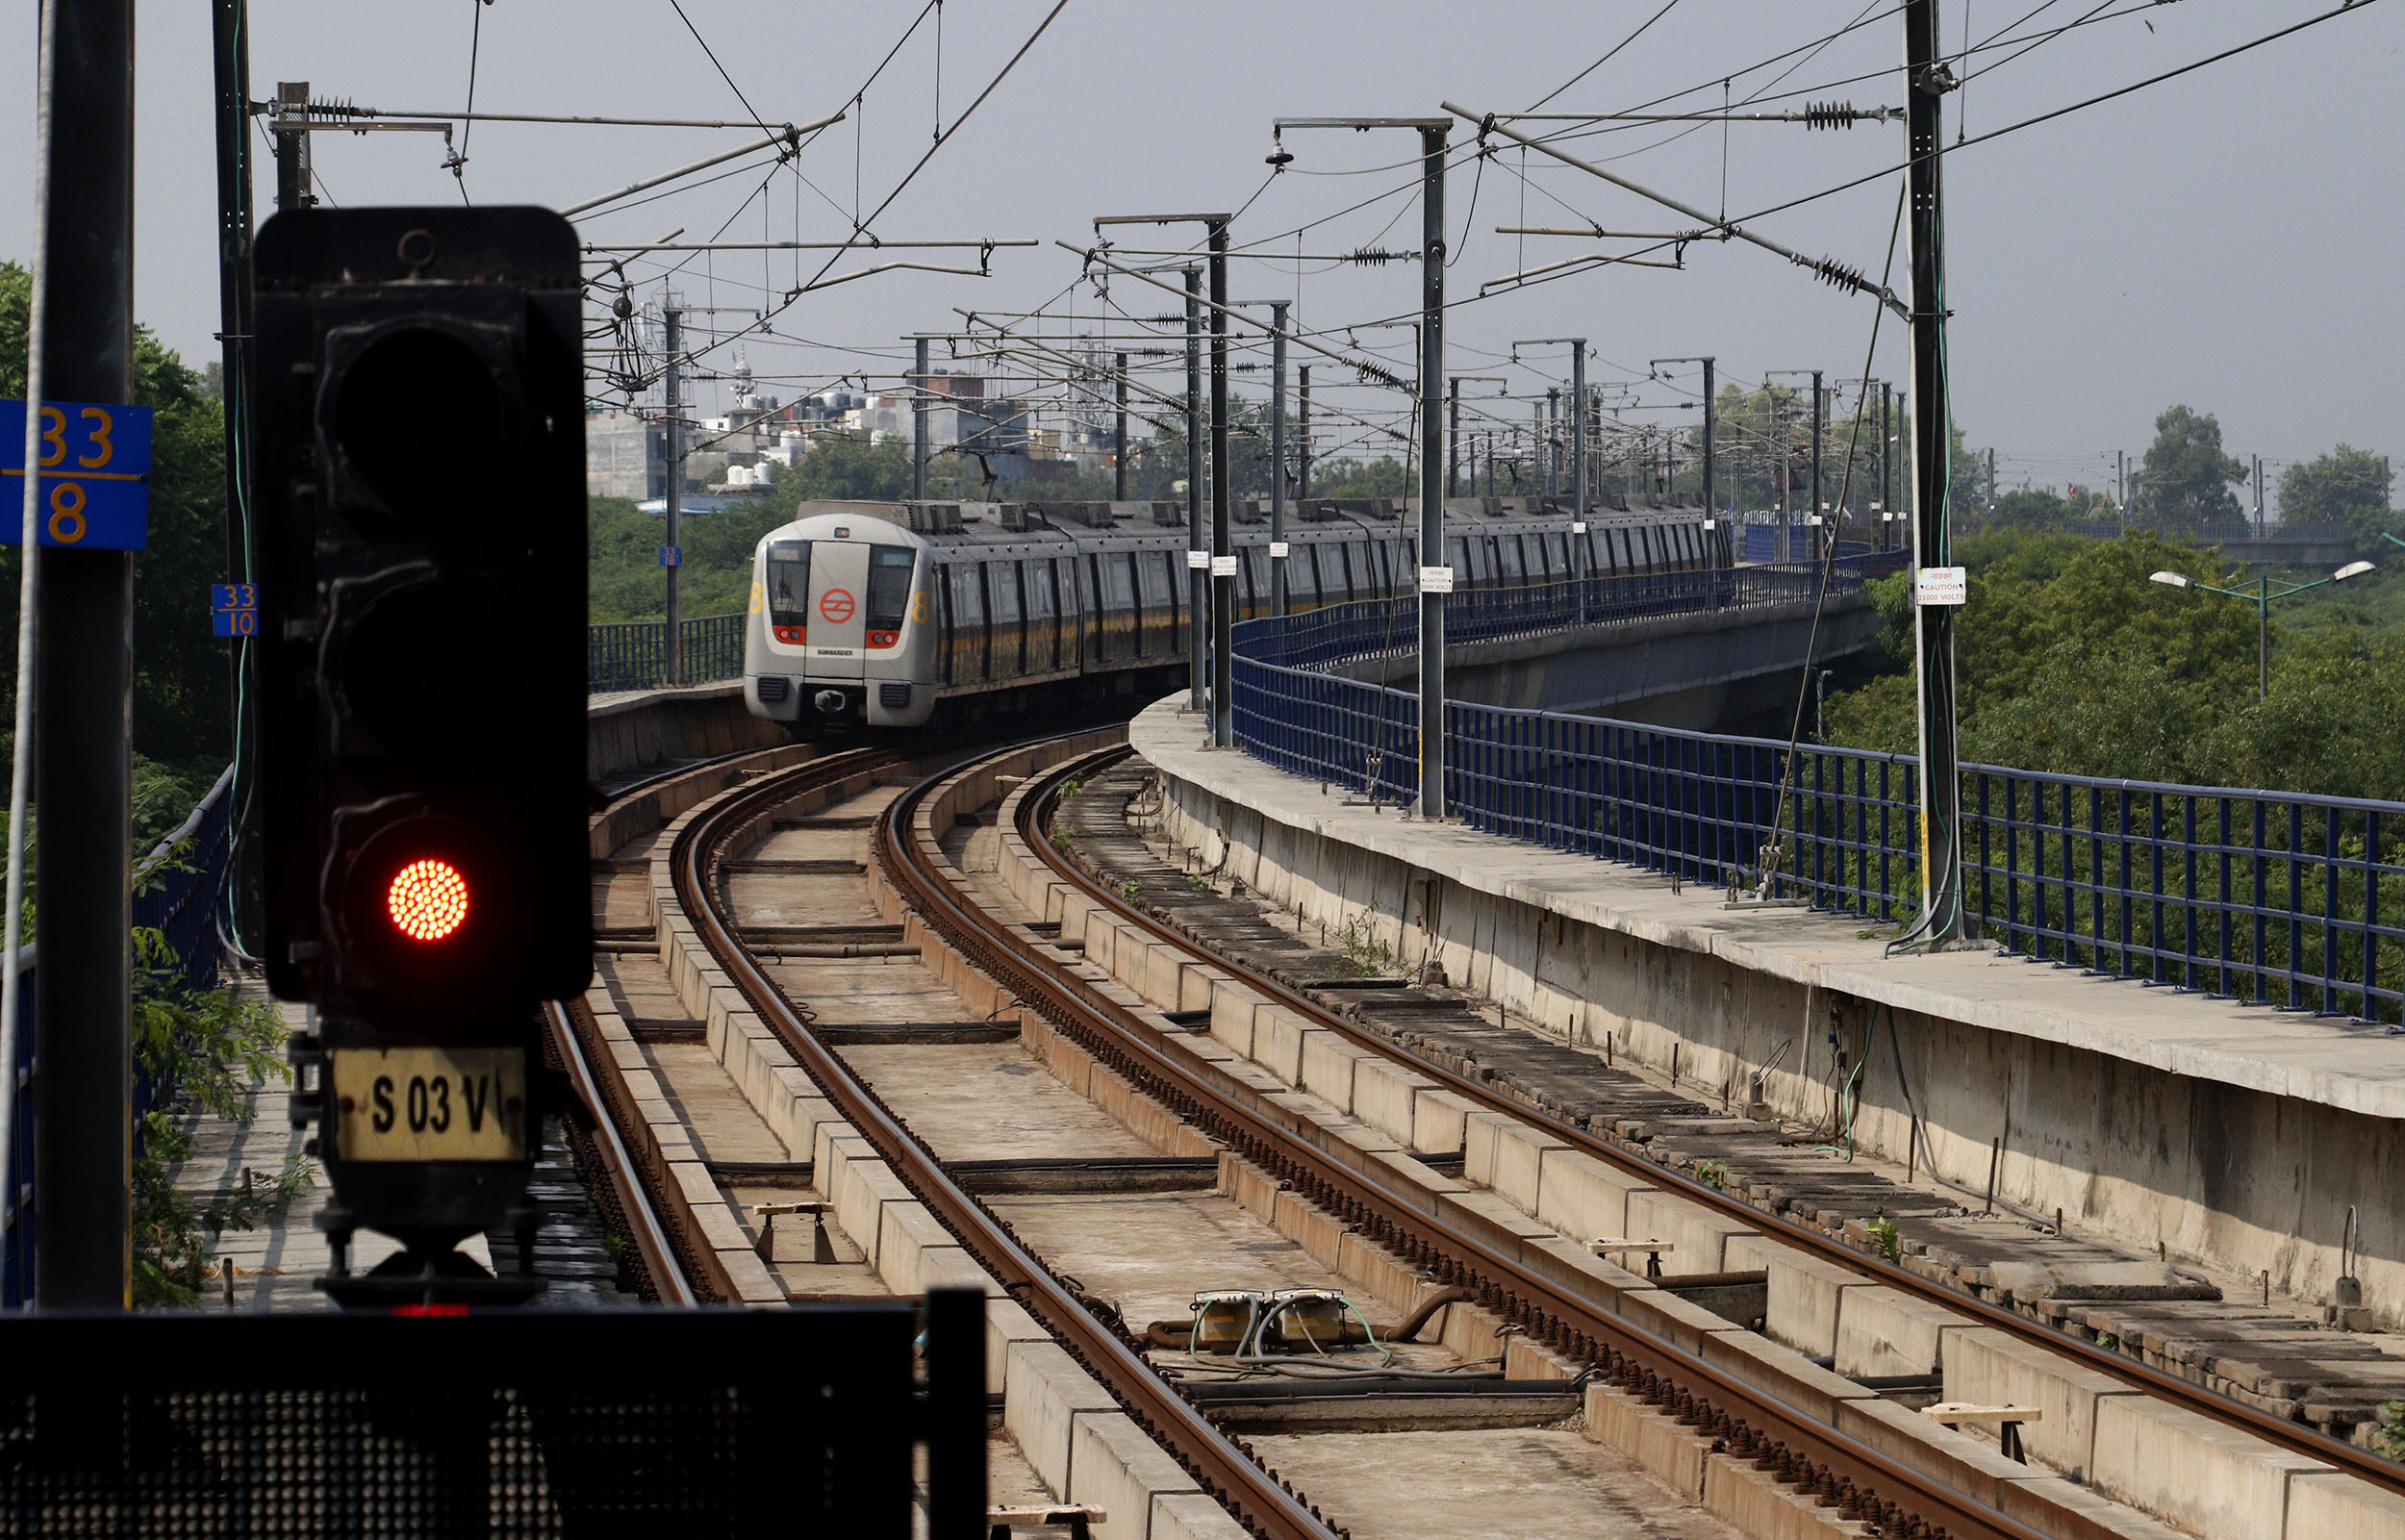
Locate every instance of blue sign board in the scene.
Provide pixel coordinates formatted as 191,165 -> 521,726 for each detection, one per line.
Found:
0,399 -> 154,550
660,546 -> 681,568
212,583 -> 258,639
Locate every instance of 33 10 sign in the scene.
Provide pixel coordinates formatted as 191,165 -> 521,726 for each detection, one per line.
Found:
0,399 -> 154,550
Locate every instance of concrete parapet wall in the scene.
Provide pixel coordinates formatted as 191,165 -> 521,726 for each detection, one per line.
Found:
1128,698 -> 2405,1334
588,680 -> 788,787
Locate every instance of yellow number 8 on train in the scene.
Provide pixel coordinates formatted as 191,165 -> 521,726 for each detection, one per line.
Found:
0,398 -> 156,550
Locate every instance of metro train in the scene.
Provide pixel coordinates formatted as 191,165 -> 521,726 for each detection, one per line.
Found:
742,496 -> 1726,731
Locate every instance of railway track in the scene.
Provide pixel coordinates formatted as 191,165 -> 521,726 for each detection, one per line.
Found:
1018,740 -> 2405,1528
567,725 -> 2403,1540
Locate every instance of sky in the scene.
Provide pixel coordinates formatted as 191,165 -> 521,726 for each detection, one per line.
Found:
4,0 -> 2400,495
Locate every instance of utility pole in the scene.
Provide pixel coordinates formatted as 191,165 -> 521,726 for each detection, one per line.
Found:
1270,302 -> 1289,616
1447,376 -> 1460,497
1905,0 -> 1964,943
1209,222 -> 1233,748
1113,351 -> 1128,500
1987,445 -> 1996,517
1811,371 -> 1825,552
912,337 -> 929,501
38,0 -> 138,1307
1521,342 -> 1587,609
2116,448 -> 2126,524
1417,122 -> 1447,820
663,304 -> 685,686
1184,266 -> 1203,712
1880,384 -> 1894,549
1704,359 -> 1716,521
1545,388 -> 1560,503
214,0 -> 261,947
1297,366 -> 1311,502
271,81 -> 312,212
2252,453 -> 2264,533
1280,117 -> 1449,815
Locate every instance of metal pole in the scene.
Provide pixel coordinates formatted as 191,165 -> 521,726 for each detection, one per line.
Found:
1810,370 -> 1824,553
1417,124 -> 1448,820
1905,0 -> 1963,941
1544,389 -> 1559,503
1184,266 -> 1203,712
37,0 -> 137,1308
1703,358 -> 1716,524
1114,351 -> 1128,501
271,81 -> 310,212
1270,302 -> 1288,618
1880,383 -> 1892,549
1571,342 -> 1586,621
1297,366 -> 1310,502
663,305 -> 684,687
2258,578 -> 2269,700
912,337 -> 929,501
1209,223 -> 1233,748
1446,377 -> 1460,498
213,0 -> 261,948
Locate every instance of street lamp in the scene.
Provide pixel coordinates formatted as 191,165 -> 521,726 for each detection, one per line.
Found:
2148,560 -> 2376,698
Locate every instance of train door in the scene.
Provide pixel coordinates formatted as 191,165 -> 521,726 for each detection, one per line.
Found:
808,538 -> 870,677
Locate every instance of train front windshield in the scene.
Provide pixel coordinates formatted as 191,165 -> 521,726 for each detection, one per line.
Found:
768,541 -> 810,641
866,545 -> 916,647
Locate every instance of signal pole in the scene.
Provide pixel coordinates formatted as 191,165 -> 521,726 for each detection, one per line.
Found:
912,337 -> 930,501
1906,0 -> 1964,943
1114,351 -> 1128,500
663,304 -> 685,687
1812,371 -> 1825,551
1270,302 -> 1289,616
271,81 -> 312,212
37,0 -> 137,1310
1417,121 -> 1447,819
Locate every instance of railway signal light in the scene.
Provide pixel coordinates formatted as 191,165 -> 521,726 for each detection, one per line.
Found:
251,207 -> 592,1297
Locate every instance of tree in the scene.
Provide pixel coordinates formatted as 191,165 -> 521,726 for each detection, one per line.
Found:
0,263 -> 229,768
2136,405 -> 2244,530
2278,444 -> 2393,534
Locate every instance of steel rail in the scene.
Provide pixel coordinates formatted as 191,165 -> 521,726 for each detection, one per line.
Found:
885,747 -> 2047,1540
542,999 -> 697,1307
562,742 -> 895,1307
1026,745 -> 2405,1500
672,740 -> 1339,1540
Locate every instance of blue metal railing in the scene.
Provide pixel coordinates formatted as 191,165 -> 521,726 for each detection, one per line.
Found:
1,764 -> 239,1307
1231,572 -> 2405,1024
589,612 -> 747,694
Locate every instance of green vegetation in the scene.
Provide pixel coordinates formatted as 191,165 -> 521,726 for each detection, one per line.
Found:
1821,526 -> 2405,799
1864,1216 -> 1902,1264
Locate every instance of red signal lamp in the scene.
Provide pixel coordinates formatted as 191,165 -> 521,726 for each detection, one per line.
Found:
773,624 -> 806,644
866,629 -> 899,649
388,856 -> 470,943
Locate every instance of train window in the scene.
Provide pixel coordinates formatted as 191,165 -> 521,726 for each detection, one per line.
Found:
1334,543 -> 1357,603
1497,536 -> 1525,581
1541,532 -> 1566,577
865,545 -> 916,648
767,541 -> 811,637
1290,544 -> 1319,610
991,559 -> 1025,676
1025,557 -> 1057,672
1245,545 -> 1270,617
1444,536 -> 1469,579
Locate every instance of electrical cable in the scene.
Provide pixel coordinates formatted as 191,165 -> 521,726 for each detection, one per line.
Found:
1526,0 -> 1688,112
0,0 -> 60,1255
452,0 -> 486,202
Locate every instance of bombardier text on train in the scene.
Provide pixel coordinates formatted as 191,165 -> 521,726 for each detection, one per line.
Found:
744,497 -> 1723,732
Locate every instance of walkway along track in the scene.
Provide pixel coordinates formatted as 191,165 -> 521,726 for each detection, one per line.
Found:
1022,744 -> 2405,1512
852,740 -> 2077,1540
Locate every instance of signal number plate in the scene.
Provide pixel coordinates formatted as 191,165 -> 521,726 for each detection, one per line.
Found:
332,1048 -> 528,1163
